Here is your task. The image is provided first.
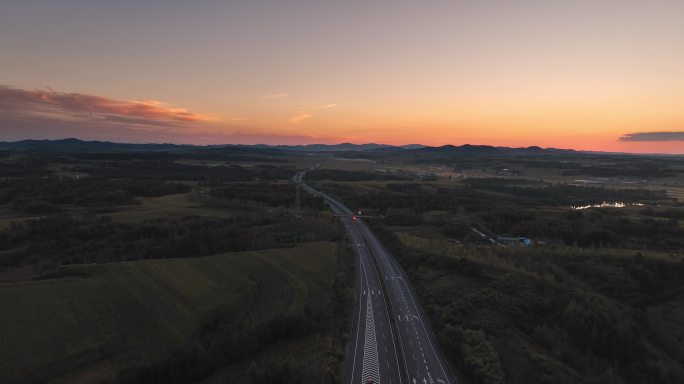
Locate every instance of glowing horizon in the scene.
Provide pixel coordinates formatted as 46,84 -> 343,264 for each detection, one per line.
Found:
1,1 -> 683,154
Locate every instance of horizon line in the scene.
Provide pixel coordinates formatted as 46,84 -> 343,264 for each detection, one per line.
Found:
1,137 -> 683,156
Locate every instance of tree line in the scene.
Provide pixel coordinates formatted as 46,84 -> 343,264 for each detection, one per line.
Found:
0,212 -> 342,270
0,176 -> 191,213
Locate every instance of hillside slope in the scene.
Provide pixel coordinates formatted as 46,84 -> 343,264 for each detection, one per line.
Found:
0,242 -> 339,384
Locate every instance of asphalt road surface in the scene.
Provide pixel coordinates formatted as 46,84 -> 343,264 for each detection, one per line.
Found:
303,183 -> 456,384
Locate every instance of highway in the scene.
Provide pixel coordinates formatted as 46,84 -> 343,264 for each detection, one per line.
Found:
302,180 -> 456,384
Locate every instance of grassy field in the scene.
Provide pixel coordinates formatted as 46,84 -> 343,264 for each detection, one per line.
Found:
0,241 -> 338,384
105,192 -> 236,223
0,192 -> 221,231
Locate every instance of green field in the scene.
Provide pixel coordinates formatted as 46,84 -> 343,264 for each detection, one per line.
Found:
0,192 -> 237,231
0,242 -> 338,384
105,192 -> 236,223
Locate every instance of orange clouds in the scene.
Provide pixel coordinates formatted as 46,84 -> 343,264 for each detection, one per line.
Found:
0,85 -> 207,125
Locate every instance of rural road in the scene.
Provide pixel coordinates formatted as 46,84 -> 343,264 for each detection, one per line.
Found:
301,177 -> 456,384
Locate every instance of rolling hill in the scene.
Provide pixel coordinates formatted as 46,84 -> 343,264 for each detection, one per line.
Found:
0,242 -> 340,384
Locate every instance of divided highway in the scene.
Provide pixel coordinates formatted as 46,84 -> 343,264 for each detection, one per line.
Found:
302,181 -> 456,384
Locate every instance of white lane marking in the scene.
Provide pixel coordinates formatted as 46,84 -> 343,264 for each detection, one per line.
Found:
392,258 -> 451,383
349,256 -> 364,384
361,293 -> 380,384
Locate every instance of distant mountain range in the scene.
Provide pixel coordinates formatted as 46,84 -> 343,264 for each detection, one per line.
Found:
406,144 -> 577,157
0,138 -> 189,152
0,139 -> 425,153
0,138 -> 578,156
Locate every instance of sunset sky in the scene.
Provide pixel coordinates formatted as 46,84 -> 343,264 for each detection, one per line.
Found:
1,0 -> 683,153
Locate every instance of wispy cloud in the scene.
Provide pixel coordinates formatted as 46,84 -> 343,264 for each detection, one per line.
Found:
304,103 -> 338,110
0,85 -> 207,126
288,112 -> 312,124
619,131 -> 684,142
286,103 -> 337,125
